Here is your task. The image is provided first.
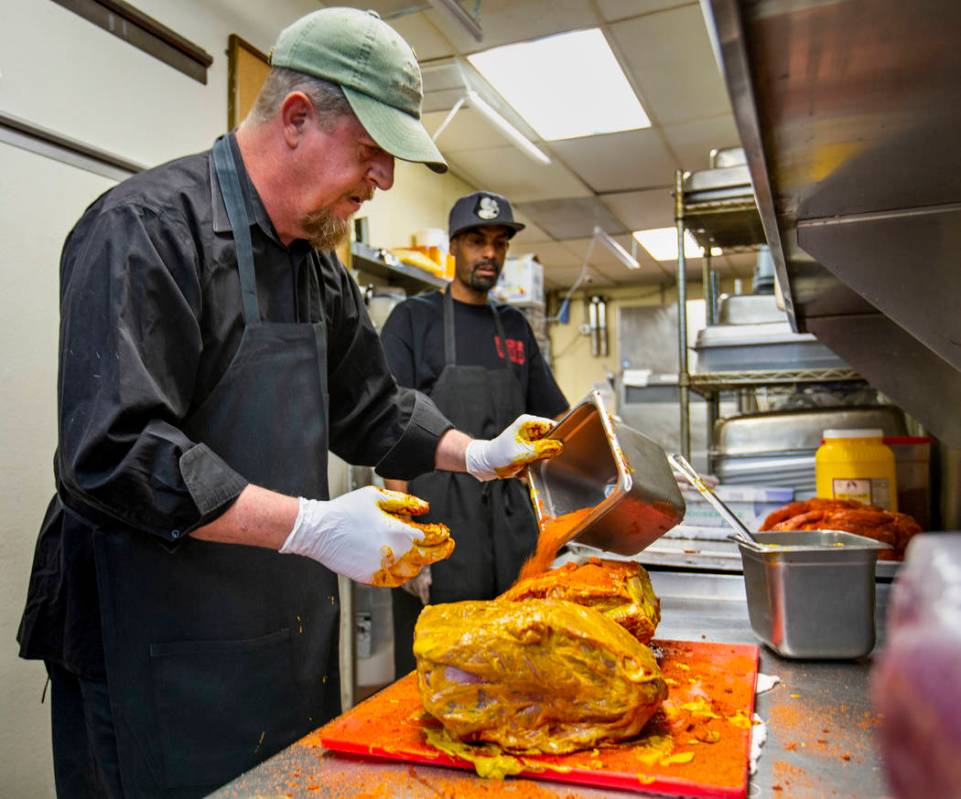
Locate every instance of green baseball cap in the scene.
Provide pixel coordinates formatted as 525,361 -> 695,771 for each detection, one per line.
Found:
270,8 -> 447,174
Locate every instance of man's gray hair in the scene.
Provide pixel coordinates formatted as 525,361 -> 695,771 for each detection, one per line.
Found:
249,68 -> 353,129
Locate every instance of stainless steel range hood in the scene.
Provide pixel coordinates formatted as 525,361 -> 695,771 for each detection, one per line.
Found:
702,0 -> 961,446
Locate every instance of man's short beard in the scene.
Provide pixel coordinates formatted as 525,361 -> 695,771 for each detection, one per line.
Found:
468,270 -> 500,291
300,208 -> 350,251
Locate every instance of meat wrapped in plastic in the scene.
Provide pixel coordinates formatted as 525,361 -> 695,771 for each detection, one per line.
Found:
760,498 -> 921,559
871,534 -> 961,799
414,598 -> 667,754
500,558 -> 660,643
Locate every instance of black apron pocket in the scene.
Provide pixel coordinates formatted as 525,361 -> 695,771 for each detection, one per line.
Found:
149,628 -> 302,791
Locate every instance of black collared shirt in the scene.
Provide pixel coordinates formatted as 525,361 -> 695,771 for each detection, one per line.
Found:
20,134 -> 452,674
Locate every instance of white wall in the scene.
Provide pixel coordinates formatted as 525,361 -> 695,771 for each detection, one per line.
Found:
0,2 -> 472,794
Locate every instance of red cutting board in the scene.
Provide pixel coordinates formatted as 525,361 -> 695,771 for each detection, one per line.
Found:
318,639 -> 759,798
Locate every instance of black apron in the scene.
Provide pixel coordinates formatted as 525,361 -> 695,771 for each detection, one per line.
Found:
91,137 -> 340,798
393,288 -> 537,674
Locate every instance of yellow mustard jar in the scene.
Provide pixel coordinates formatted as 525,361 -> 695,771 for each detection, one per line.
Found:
816,428 -> 898,511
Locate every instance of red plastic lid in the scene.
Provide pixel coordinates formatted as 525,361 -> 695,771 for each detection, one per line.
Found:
883,436 -> 934,445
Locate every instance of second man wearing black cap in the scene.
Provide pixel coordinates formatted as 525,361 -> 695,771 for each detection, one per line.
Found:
380,191 -> 569,675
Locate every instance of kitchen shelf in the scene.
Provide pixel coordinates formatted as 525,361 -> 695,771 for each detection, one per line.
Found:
674,162 -> 768,461
680,164 -> 766,251
350,241 -> 447,292
690,366 -> 863,393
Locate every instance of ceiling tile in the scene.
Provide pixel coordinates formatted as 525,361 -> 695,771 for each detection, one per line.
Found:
564,236 -> 678,282
447,146 -> 591,202
541,264 -> 587,289
510,218 -> 550,245
549,129 -> 678,193
724,251 -> 760,274
600,187 -> 674,232
427,0 -> 599,55
514,197 -> 627,239
509,241 -> 582,275
383,9 -> 456,61
423,107 -> 520,151
610,5 -> 732,126
597,0 -> 693,22
350,0 -> 430,16
663,115 -> 741,171
561,234 -> 642,269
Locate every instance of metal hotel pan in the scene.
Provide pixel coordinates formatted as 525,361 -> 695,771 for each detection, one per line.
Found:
738,531 -> 889,659
527,391 -> 685,555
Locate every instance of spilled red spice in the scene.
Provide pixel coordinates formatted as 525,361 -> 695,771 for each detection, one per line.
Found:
314,639 -> 758,796
516,507 -> 594,582
769,693 -> 879,765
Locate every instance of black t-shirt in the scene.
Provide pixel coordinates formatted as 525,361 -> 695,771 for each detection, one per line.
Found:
381,291 -> 569,419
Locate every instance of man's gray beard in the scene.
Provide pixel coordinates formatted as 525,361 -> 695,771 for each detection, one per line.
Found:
301,208 -> 350,251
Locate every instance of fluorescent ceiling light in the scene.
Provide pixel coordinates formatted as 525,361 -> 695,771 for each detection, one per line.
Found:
468,28 -> 650,141
466,91 -> 551,165
633,227 -> 723,261
594,226 -> 639,269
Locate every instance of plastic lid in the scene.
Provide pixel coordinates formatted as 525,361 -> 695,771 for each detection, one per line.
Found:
883,436 -> 934,445
822,428 -> 884,439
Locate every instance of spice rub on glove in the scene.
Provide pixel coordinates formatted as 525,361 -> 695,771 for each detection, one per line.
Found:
465,414 -> 564,481
280,486 -> 454,586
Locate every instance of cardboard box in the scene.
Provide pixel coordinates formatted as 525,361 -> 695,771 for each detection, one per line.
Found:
492,254 -> 544,306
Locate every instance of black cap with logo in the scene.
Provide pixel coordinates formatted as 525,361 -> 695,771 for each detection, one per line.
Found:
448,191 -> 526,240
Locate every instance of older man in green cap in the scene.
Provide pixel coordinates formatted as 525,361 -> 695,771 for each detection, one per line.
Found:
18,8 -> 560,797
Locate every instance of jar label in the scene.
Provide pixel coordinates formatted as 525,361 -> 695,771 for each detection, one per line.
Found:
832,478 -> 891,510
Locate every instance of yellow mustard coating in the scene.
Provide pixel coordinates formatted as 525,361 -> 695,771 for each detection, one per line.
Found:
414,598 -> 667,754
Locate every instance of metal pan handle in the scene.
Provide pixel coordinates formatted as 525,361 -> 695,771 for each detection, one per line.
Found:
667,453 -> 760,547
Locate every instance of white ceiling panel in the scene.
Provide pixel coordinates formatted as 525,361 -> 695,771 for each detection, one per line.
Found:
600,187 -> 674,232
446,146 -> 591,203
429,0 -> 599,55
510,219 -> 550,245
597,0 -> 694,23
610,5 -> 732,127
562,234 -> 639,267
663,114 -> 741,171
562,236 -> 677,282
723,251 -> 759,274
509,240 -> 582,272
382,9 -> 455,61
541,264 -> 586,289
515,196 -> 627,239
423,107 -> 519,152
549,128 -> 678,193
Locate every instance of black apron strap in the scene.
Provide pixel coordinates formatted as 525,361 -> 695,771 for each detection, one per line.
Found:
212,137 -> 261,327
442,283 -> 513,373
442,284 -> 456,367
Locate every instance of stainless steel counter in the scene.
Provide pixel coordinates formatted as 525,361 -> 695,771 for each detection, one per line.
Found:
210,572 -> 890,798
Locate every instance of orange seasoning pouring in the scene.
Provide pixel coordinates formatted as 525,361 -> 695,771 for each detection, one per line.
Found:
516,506 -> 593,582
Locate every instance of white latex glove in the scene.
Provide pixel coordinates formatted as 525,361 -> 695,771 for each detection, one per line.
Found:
465,414 -> 563,481
400,566 -> 432,605
279,486 -> 454,587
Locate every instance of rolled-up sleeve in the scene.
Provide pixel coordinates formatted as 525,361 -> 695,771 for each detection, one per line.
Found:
56,204 -> 247,542
323,261 -> 452,479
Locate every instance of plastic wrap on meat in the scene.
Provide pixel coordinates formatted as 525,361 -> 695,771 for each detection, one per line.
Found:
414,598 -> 667,754
500,557 -> 660,643
871,534 -> 961,799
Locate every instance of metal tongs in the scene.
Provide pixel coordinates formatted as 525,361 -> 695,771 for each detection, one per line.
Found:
668,453 -> 761,548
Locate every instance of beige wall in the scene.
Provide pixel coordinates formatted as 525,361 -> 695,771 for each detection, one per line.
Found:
360,160 -> 475,249
549,279 -> 738,406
